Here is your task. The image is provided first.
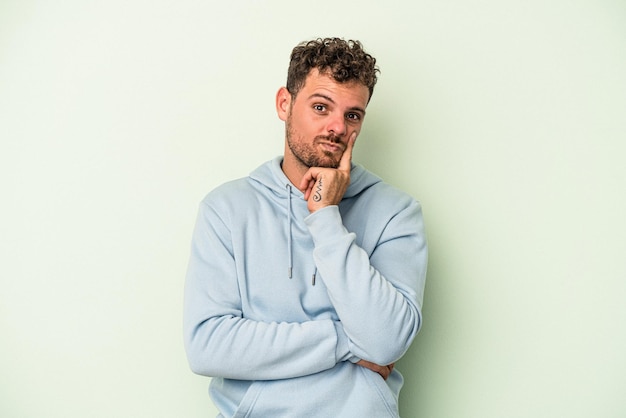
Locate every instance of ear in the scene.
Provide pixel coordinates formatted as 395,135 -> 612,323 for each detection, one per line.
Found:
275,87 -> 292,122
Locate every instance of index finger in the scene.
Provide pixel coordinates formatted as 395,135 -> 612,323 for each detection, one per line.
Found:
338,131 -> 357,172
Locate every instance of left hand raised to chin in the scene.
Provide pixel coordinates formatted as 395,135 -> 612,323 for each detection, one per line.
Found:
298,132 -> 356,213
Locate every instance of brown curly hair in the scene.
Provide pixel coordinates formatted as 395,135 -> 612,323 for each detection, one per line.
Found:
286,37 -> 379,102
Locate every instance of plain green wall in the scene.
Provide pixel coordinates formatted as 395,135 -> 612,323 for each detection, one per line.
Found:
1,1 -> 624,417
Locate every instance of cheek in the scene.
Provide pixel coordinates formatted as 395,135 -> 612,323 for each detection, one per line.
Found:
293,119 -> 315,137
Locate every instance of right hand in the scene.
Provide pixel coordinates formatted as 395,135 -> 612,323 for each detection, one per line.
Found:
356,359 -> 395,380
298,132 -> 357,213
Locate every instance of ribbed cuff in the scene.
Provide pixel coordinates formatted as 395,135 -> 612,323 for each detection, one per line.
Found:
304,206 -> 348,246
333,321 -> 358,363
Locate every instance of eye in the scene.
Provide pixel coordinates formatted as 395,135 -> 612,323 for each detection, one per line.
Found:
313,104 -> 327,113
346,112 -> 362,122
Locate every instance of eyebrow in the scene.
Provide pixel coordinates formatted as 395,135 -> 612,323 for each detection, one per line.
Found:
308,93 -> 366,115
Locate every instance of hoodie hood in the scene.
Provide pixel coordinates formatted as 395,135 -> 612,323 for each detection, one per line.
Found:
248,156 -> 383,282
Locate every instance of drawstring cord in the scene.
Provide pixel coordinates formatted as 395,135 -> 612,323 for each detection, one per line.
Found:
286,183 -> 316,285
286,184 -> 293,279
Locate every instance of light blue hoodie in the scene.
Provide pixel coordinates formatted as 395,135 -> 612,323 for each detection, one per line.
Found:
184,157 -> 427,417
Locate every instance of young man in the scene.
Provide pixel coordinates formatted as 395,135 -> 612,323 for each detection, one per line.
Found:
184,38 -> 428,417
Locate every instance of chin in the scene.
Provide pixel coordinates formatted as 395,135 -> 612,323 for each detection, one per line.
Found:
317,157 -> 341,169
320,151 -> 342,168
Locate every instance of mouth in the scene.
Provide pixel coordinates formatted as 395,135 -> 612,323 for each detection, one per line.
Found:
319,141 -> 344,153
317,135 -> 345,154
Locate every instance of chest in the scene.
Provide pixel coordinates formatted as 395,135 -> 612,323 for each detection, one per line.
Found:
228,196 -> 336,322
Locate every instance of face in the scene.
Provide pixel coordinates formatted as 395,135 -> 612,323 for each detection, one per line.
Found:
276,69 -> 370,171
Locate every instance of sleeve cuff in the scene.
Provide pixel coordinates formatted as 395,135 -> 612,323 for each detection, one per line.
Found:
304,206 -> 349,247
334,321 -> 359,363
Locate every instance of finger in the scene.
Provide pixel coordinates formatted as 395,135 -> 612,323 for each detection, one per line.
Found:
338,131 -> 357,172
303,179 -> 315,200
298,168 -> 317,193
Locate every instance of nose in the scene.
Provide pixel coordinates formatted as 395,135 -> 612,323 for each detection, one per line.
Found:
326,113 -> 346,136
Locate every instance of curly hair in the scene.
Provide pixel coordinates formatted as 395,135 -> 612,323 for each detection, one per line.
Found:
286,37 -> 379,102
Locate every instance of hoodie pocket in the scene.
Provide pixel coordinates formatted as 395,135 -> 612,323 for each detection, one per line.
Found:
358,366 -> 400,417
228,363 -> 400,418
232,381 -> 264,418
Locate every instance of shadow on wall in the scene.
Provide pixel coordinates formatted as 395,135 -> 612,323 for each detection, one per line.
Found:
352,110 -> 397,177
396,271 -> 437,417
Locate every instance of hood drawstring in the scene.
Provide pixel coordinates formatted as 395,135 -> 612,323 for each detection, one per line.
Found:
249,158 -> 381,287
286,184 -> 293,279
286,183 -> 317,286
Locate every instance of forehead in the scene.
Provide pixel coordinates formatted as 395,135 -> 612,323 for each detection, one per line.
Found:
298,69 -> 370,107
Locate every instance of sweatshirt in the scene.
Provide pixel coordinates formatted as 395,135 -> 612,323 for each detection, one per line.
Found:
183,157 -> 428,417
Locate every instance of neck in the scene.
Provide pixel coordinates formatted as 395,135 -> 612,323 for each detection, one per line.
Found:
281,147 -> 308,188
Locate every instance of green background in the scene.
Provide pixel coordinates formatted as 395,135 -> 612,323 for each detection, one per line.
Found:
1,0 -> 624,416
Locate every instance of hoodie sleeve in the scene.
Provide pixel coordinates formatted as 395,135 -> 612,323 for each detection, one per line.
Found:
304,197 -> 427,366
183,200 -> 353,381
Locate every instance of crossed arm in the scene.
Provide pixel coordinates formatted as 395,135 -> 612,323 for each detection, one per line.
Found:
184,218 -> 419,382
298,133 -> 421,377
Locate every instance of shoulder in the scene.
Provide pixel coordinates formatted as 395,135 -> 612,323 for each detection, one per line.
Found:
363,183 -> 422,227
350,165 -> 416,202
200,177 -> 256,211
200,159 -> 276,205
353,167 -> 420,211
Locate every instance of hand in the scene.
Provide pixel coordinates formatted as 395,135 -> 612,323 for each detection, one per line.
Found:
356,359 -> 395,380
298,132 -> 356,213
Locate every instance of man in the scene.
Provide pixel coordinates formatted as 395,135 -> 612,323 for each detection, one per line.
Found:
184,37 -> 427,417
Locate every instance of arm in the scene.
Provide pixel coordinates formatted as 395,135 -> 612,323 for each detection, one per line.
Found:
299,135 -> 427,365
305,200 -> 427,365
183,200 -> 353,381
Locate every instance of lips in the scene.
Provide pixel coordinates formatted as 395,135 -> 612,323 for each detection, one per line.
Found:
317,138 -> 345,154
320,142 -> 343,153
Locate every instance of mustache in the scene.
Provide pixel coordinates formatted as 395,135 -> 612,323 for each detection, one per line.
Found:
316,134 -> 343,143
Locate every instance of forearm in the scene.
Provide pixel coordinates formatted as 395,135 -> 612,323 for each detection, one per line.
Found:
317,239 -> 420,364
183,310 -> 349,380
305,204 -> 427,365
